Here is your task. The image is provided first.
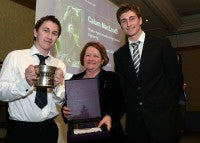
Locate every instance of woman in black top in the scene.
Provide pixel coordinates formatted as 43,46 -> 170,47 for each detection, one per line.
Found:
62,41 -> 125,142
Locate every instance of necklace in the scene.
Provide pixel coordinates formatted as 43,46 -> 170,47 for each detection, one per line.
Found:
83,74 -> 89,78
83,74 -> 96,78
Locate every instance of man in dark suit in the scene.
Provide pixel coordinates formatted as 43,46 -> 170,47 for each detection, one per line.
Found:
114,3 -> 183,143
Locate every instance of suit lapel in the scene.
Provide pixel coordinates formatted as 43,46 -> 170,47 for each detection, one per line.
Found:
138,35 -> 151,79
98,70 -> 105,93
124,44 -> 135,67
124,38 -> 152,79
121,44 -> 138,85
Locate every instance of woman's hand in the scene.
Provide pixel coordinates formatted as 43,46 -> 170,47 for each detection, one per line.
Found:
98,115 -> 112,131
63,106 -> 71,118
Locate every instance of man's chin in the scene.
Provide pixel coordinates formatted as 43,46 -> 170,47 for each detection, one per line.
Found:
127,33 -> 136,38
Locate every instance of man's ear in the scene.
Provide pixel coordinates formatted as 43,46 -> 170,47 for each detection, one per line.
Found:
139,17 -> 142,25
33,29 -> 37,38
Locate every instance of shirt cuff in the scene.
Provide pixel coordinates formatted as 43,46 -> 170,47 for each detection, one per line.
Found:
17,78 -> 33,96
52,84 -> 65,100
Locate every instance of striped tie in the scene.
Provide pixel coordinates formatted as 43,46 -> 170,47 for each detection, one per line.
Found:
131,42 -> 140,76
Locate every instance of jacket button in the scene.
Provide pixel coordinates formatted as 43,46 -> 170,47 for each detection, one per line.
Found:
137,86 -> 141,90
139,102 -> 143,106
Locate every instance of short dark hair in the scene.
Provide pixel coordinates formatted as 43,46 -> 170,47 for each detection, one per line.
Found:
34,15 -> 61,40
116,3 -> 142,24
80,42 -> 109,67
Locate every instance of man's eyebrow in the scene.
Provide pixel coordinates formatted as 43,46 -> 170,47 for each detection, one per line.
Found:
121,15 -> 136,20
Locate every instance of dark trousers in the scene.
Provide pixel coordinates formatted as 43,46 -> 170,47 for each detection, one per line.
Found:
5,118 -> 58,143
127,115 -> 177,143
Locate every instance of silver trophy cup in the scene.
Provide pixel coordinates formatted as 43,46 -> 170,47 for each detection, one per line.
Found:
34,65 -> 57,87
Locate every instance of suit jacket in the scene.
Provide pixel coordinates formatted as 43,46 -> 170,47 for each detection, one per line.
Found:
63,70 -> 125,142
114,35 -> 182,141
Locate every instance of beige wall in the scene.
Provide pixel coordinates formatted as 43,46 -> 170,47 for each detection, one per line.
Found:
177,46 -> 200,111
169,32 -> 200,111
0,0 -> 35,61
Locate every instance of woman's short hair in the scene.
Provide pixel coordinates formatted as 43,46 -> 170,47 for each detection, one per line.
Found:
80,41 -> 109,67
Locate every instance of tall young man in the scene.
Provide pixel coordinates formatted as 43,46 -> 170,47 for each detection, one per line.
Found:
114,4 -> 183,143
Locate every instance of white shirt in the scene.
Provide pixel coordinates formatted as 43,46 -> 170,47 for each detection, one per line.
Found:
0,45 -> 67,122
128,31 -> 146,58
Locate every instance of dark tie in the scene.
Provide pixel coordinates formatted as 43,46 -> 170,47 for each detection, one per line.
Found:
131,42 -> 140,76
35,54 -> 49,109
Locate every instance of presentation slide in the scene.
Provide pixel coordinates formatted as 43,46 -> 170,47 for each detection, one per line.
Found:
36,0 -> 123,74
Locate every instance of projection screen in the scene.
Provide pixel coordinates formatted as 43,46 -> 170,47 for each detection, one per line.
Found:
36,0 -> 123,75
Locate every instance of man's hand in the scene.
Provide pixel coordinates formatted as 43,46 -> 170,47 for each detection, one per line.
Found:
25,65 -> 37,86
54,67 -> 64,86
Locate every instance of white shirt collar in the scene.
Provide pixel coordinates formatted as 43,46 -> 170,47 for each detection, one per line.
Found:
30,45 -> 53,58
128,31 -> 145,45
